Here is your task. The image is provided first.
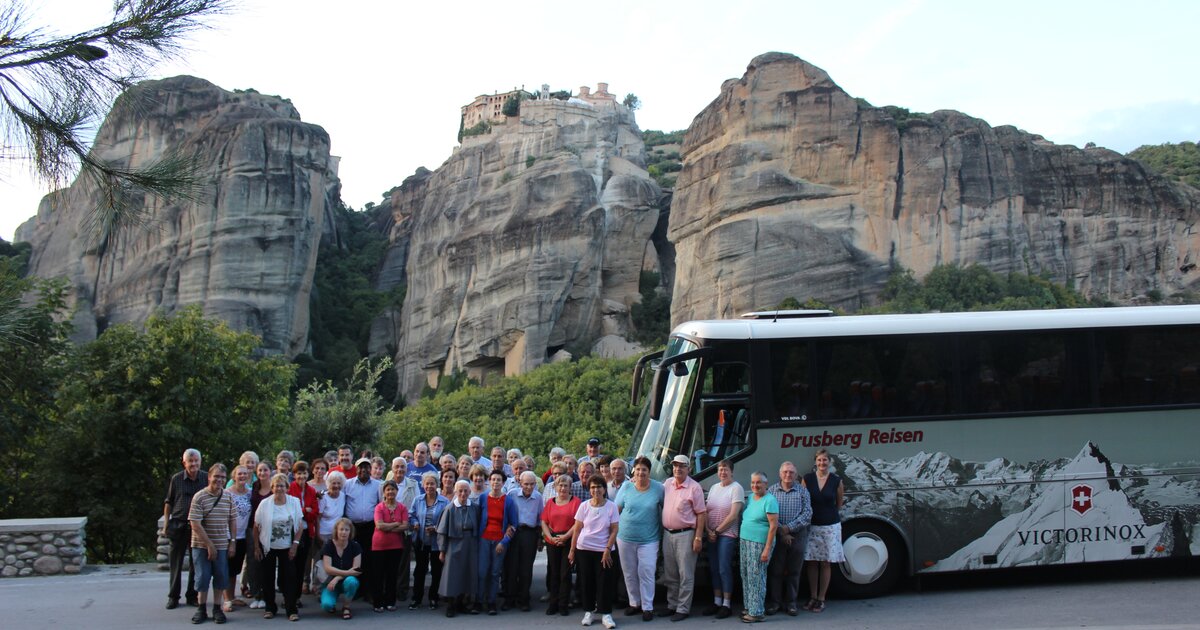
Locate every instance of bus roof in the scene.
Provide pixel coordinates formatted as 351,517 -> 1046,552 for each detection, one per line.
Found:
671,305 -> 1200,341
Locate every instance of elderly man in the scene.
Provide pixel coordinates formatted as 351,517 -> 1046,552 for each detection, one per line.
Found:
387,457 -> 421,602
603,456 -> 630,608
570,460 -> 596,502
659,454 -> 706,621
469,436 -> 491,471
503,471 -> 543,611
408,442 -> 438,481
490,446 -> 514,477
578,437 -> 603,464
400,449 -> 414,464
606,458 -> 627,501
163,448 -> 207,610
335,444 -> 357,477
345,457 -> 382,596
765,461 -> 812,616
429,436 -> 445,461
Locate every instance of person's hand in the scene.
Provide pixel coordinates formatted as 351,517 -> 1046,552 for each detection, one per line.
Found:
254,545 -> 263,561
781,534 -> 793,547
425,526 -> 436,536
759,548 -> 770,563
206,542 -> 217,559
496,543 -> 505,555
692,536 -> 703,553
326,578 -> 338,592
288,545 -> 297,561
567,549 -> 575,565
439,551 -> 445,563
707,530 -> 717,543
601,550 -> 612,568
159,527 -> 168,537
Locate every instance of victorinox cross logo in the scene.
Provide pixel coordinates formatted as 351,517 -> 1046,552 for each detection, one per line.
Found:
1070,483 -> 1094,516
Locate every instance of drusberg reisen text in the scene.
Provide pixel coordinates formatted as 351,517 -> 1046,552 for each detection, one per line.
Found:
779,428 -> 925,450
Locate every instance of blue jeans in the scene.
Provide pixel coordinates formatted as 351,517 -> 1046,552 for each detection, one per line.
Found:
477,539 -> 506,603
191,547 -> 229,593
706,536 -> 736,594
321,576 -> 360,612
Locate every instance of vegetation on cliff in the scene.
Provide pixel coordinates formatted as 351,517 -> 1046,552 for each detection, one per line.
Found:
1128,141 -> 1200,189
643,129 -> 684,188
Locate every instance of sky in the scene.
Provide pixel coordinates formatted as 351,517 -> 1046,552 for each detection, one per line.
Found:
2,0 -> 1198,241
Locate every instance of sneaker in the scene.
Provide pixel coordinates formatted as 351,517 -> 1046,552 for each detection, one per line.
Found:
191,607 -> 208,624
250,600 -> 265,609
408,601 -> 421,611
602,613 -> 617,629
489,603 -> 498,615
581,611 -> 594,626
642,611 -> 654,622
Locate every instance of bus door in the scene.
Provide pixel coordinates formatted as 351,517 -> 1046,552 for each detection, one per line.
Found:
682,357 -> 753,479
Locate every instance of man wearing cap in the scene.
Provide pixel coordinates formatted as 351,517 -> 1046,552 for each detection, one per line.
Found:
344,457 -> 382,597
659,454 -> 706,621
578,437 -> 603,464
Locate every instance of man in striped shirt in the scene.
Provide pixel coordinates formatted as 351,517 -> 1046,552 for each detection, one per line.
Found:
189,463 -> 236,624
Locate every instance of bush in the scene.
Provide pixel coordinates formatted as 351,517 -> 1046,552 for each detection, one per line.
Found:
502,94 -> 522,117
1128,141 -> 1200,189
461,120 -> 491,138
631,271 -> 671,346
288,357 -> 392,462
867,264 -> 1092,314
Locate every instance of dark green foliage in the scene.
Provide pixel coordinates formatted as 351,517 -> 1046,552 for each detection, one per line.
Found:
868,264 -> 1092,314
643,130 -> 686,188
881,106 -> 931,133
631,271 -> 671,346
549,90 -> 570,101
502,93 -> 522,117
0,239 -> 32,276
642,129 -> 684,147
461,120 -> 491,138
307,203 -> 402,389
623,93 -> 640,110
42,307 -> 295,562
420,370 -> 476,400
776,297 -> 802,309
382,356 -> 638,461
526,155 -> 536,168
1128,141 -> 1200,189
288,357 -> 392,462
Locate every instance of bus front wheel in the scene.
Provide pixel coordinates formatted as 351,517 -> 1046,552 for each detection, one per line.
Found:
830,519 -> 905,598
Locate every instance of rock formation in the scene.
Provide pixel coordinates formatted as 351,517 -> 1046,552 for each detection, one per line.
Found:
15,76 -> 338,356
670,52 -> 1200,322
375,91 -> 661,401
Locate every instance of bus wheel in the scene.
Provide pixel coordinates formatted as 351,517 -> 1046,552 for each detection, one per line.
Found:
831,520 -> 905,598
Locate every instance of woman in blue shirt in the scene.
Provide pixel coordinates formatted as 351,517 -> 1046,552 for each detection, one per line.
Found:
408,472 -> 449,610
614,456 -> 664,622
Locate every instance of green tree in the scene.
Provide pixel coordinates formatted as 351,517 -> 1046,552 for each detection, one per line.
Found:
631,271 -> 671,346
623,93 -> 641,110
42,306 -> 294,562
1128,141 -> 1200,189
288,357 -> 392,462
0,0 -> 232,241
502,93 -> 522,117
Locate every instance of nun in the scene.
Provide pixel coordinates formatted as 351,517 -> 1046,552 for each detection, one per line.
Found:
437,479 -> 481,617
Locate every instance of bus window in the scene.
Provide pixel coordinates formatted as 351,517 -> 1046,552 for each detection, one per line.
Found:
962,332 -> 1085,413
689,361 -> 751,473
768,341 -> 810,421
1097,326 -> 1200,406
814,336 -> 956,420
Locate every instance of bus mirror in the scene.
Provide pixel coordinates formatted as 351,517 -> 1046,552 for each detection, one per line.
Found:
631,350 -> 665,406
648,346 -> 714,420
671,362 -> 689,377
649,365 -> 669,420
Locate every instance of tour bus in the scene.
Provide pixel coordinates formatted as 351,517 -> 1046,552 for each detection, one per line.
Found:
628,306 -> 1200,597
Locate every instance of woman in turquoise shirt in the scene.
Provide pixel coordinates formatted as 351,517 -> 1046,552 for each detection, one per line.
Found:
614,456 -> 664,622
738,471 -> 778,623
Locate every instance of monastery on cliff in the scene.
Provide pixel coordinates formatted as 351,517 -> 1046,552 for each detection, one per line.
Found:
460,83 -> 618,128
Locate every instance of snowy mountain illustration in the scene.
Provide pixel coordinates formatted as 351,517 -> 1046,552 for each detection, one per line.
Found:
829,442 -> 1198,572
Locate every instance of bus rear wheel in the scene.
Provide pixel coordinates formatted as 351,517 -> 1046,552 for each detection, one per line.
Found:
831,519 -> 905,598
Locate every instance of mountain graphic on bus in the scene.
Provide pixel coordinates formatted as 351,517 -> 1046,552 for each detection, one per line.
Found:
834,442 -> 1199,572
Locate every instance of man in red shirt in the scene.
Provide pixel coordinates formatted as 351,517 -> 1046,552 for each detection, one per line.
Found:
335,444 -> 357,477
659,455 -> 706,621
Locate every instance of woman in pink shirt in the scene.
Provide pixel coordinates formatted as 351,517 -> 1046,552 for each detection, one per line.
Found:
371,480 -> 410,612
569,476 -> 620,629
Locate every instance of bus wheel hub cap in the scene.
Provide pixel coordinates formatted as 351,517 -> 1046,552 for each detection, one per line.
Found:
843,534 -> 888,584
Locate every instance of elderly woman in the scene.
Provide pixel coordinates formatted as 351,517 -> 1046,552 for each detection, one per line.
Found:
457,454 -> 474,480
540,474 -> 579,616
802,448 -> 844,614
477,469 -> 517,614
614,456 -> 663,622
703,459 -> 744,619
409,472 -> 449,610
316,470 -> 347,590
254,473 -> 305,621
227,451 -> 259,488
320,517 -> 361,619
440,453 -> 458,473
372,479 -> 410,612
468,464 -> 489,500
569,476 -> 620,629
223,465 -> 253,612
738,471 -> 779,623
438,479 -> 481,617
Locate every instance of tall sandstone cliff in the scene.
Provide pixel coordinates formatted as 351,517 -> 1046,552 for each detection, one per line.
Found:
16,76 -> 339,355
671,53 -> 1200,321
374,96 -> 661,401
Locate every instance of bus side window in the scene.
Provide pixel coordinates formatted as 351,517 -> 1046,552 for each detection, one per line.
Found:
1098,326 -> 1200,406
768,341 -> 809,421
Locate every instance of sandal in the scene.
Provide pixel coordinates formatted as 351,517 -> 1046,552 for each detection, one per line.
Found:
342,607 -> 353,620
288,613 -> 300,622
263,612 -> 275,619
810,600 -> 825,613
221,601 -> 234,613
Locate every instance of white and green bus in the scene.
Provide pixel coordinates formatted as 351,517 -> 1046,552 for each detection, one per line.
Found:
628,306 -> 1200,597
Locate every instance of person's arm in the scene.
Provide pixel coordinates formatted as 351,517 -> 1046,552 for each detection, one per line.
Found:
762,512 -> 778,563
436,506 -> 449,562
601,508 -> 619,568
836,479 -> 845,509
227,496 -> 237,545
567,519 -> 583,565
289,500 -> 303,560
161,476 -> 176,536
691,485 -> 706,553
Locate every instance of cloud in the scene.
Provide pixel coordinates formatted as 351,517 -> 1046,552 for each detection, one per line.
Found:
1054,100 -> 1200,153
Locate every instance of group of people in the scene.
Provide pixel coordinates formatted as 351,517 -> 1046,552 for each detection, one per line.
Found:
163,436 -> 844,626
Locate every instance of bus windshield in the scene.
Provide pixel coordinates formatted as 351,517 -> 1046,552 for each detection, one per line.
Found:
628,336 -> 699,479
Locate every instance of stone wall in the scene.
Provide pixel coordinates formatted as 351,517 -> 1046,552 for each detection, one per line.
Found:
0,517 -> 87,577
